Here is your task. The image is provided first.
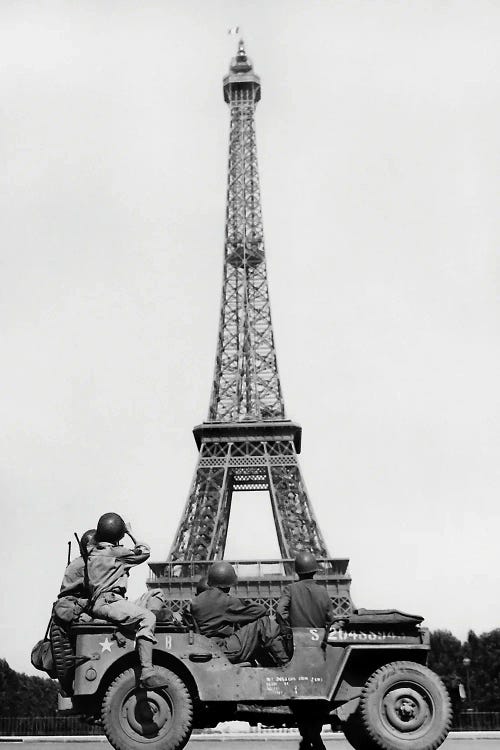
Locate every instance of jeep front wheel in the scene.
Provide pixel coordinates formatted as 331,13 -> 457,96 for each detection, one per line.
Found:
359,661 -> 451,750
101,667 -> 193,750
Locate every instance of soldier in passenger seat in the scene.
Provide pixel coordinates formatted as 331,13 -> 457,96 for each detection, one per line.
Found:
190,561 -> 289,666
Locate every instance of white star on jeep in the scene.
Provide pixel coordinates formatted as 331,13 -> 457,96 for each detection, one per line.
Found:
99,637 -> 113,653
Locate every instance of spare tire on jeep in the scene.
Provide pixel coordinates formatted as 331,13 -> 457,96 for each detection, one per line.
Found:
50,620 -> 75,695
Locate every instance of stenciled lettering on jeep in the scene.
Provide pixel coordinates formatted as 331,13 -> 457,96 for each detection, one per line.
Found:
328,630 -> 409,642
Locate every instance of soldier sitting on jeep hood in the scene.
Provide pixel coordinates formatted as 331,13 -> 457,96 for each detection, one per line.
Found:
88,512 -> 169,689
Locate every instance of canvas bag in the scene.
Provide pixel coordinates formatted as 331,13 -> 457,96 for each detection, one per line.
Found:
31,617 -> 57,678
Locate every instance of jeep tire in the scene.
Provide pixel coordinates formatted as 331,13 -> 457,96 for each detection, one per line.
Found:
49,620 -> 75,695
101,666 -> 193,750
358,660 -> 451,750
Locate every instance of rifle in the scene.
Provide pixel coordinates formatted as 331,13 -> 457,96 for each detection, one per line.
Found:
74,532 -> 90,597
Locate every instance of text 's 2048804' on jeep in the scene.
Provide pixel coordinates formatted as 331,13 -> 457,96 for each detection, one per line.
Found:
52,607 -> 452,750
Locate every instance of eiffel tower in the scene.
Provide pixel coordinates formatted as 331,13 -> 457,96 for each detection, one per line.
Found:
149,41 -> 352,617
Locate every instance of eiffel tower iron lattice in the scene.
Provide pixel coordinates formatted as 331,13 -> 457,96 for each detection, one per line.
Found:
149,41 -> 352,617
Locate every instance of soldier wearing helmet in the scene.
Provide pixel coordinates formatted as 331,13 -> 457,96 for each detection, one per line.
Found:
58,529 -> 96,598
87,512 -> 167,689
276,551 -> 334,630
53,528 -> 97,625
190,561 -> 288,666
277,551 -> 334,750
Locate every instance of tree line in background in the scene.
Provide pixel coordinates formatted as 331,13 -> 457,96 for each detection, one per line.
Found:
1,629 -> 500,717
428,629 -> 500,716
0,659 -> 57,716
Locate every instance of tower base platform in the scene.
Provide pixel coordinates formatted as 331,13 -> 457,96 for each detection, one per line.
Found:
148,558 -> 353,618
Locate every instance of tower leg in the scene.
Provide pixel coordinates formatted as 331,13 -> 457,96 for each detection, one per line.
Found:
158,428 -> 352,619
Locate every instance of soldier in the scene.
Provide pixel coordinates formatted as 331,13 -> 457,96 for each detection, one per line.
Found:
87,512 -> 167,689
276,552 -> 334,750
276,551 -> 334,629
53,528 -> 96,625
190,561 -> 288,666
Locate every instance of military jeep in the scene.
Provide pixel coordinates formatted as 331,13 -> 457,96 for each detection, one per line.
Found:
52,608 -> 451,750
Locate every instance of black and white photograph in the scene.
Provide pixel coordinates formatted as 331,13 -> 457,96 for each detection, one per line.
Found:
1,2 -> 499,749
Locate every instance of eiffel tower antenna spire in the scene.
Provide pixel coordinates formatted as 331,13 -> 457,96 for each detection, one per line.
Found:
149,42 -> 352,617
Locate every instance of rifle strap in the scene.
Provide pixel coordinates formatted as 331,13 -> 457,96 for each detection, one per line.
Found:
74,532 -> 91,609
44,612 -> 53,641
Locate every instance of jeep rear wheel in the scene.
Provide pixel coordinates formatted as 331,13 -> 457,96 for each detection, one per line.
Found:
359,661 -> 451,750
101,667 -> 193,750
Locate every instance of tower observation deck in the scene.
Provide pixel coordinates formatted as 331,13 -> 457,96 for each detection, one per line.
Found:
148,41 -> 352,617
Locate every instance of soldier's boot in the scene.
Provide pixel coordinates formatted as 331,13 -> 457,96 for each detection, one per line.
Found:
136,638 -> 168,688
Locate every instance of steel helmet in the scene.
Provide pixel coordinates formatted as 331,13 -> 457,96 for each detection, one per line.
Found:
80,528 -> 97,551
207,561 -> 237,588
96,512 -> 126,543
295,551 -> 318,576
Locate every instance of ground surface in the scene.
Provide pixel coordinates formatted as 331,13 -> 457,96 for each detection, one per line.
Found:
1,735 -> 499,749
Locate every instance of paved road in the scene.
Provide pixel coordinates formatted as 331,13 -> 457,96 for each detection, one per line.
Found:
1,735 -> 500,749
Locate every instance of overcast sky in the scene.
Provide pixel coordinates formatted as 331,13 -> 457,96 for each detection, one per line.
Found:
1,1 -> 499,675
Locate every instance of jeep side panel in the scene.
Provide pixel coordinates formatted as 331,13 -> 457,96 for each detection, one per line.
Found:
72,624 -> 429,705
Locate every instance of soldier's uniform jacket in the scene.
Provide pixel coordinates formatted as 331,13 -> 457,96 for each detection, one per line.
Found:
190,587 -> 267,639
276,578 -> 334,628
88,542 -> 150,601
53,556 -> 91,624
59,556 -> 86,598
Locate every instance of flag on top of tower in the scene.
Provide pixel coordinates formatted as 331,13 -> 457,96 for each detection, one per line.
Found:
227,26 -> 240,35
